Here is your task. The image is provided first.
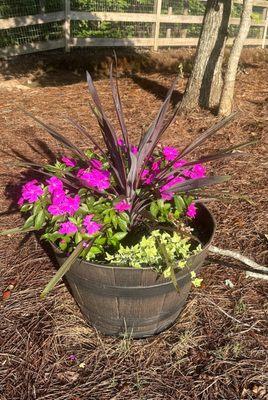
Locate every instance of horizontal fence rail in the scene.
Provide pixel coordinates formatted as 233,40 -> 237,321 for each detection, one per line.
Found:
0,0 -> 267,57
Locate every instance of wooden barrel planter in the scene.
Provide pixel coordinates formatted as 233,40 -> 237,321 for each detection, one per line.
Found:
53,203 -> 215,338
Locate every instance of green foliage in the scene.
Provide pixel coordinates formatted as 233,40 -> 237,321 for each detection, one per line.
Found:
105,229 -> 201,278
149,195 -> 193,223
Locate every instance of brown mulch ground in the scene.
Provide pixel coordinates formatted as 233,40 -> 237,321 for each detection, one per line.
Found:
0,51 -> 267,400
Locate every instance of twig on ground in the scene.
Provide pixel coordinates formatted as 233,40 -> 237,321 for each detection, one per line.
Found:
197,294 -> 261,332
208,245 -> 268,280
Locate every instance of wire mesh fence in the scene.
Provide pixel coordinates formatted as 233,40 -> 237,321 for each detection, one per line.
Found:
0,21 -> 63,47
0,0 -> 267,55
71,0 -> 155,13
0,1 -> 63,18
71,20 -> 153,38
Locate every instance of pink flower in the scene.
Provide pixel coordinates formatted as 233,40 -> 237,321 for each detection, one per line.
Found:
59,221 -> 78,235
141,168 -> 155,184
48,194 -> 80,216
131,145 -> 138,154
163,146 -> 179,161
182,169 -> 192,178
191,164 -> 206,179
77,168 -> 110,191
18,180 -> 43,205
118,138 -> 124,147
182,164 -> 206,180
46,176 -> 64,194
62,156 -> 76,168
173,159 -> 187,169
152,160 -> 161,172
83,215 -> 102,235
160,176 -> 185,201
141,169 -> 149,179
161,192 -> 173,201
66,195 -> 80,215
114,199 -> 131,212
90,159 -> 102,169
186,203 -> 197,218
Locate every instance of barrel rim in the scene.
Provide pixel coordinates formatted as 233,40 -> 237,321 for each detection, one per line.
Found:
51,202 -> 216,271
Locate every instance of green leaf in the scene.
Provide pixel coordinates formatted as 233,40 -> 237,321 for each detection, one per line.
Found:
23,215 -> 35,229
0,226 -> 36,236
20,204 -> 32,212
113,232 -> 127,241
157,199 -> 164,209
75,231 -> 83,244
40,241 -> 86,299
95,236 -> 106,245
190,271 -> 203,287
89,246 -> 102,255
79,204 -> 89,213
41,232 -> 62,242
156,238 -> 180,293
33,202 -> 42,215
174,195 -> 185,211
150,202 -> 159,218
112,215 -> 118,229
118,218 -> 128,231
59,240 -> 68,251
104,215 -> 111,224
35,210 -> 46,229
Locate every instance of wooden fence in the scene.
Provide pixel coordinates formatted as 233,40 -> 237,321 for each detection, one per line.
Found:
0,0 -> 267,58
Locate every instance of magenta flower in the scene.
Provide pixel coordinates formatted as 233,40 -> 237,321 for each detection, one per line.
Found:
160,192 -> 173,201
186,203 -> 197,218
152,161 -> 161,172
46,176 -> 64,194
77,168 -> 110,191
173,159 -> 187,169
62,156 -> 76,168
48,194 -> 80,216
141,169 -> 149,179
131,145 -> 138,154
182,164 -> 206,180
83,215 -> 102,235
118,138 -> 124,147
59,221 -> 78,235
114,199 -> 131,212
18,180 -> 44,205
68,354 -> 77,361
182,169 -> 192,178
160,176 -> 185,201
191,164 -> 206,179
163,146 -> 179,161
141,169 -> 155,185
66,195 -> 80,215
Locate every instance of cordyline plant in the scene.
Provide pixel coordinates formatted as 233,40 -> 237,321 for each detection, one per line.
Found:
0,64 -> 248,298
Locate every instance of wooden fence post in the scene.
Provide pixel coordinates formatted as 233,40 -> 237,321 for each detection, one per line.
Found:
262,8 -> 268,48
64,0 -> 71,52
166,7 -> 172,39
179,0 -> 189,38
153,0 -> 162,51
39,0 -> 45,14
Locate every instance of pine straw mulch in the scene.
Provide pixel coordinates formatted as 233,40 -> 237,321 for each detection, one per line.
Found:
0,58 -> 267,400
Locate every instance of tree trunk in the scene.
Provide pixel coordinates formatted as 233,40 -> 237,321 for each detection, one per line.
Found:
219,0 -> 253,116
180,0 -> 232,111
